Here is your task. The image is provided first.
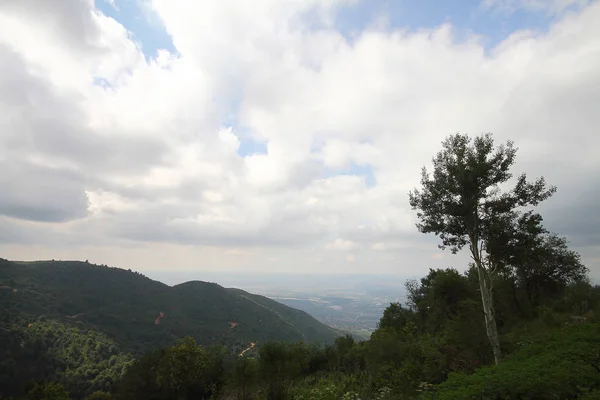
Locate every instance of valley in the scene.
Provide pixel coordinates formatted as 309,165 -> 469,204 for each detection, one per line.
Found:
147,270 -> 410,339
263,291 -> 406,339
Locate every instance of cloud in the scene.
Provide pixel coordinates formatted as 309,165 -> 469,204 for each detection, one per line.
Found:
0,0 -> 598,276
0,162 -> 89,222
224,248 -> 256,257
372,243 -> 405,251
0,0 -> 105,54
325,239 -> 360,251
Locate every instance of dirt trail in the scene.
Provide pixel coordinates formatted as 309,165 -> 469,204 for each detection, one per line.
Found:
155,311 -> 165,325
239,342 -> 256,356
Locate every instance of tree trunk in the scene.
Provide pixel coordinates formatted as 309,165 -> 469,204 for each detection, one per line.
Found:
475,263 -> 502,365
471,239 -> 502,365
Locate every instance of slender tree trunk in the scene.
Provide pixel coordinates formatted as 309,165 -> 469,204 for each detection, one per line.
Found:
472,241 -> 502,365
476,265 -> 502,365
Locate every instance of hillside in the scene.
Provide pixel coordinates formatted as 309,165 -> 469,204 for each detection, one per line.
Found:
0,258 -> 340,355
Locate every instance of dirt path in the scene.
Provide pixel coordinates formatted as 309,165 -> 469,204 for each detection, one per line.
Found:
239,342 -> 256,356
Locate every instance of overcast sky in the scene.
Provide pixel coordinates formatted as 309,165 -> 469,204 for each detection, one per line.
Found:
0,0 -> 598,278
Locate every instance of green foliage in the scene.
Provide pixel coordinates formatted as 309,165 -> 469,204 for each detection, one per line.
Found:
28,382 -> 70,400
84,391 -> 114,399
378,303 -> 413,332
0,319 -> 132,399
112,348 -> 167,400
489,210 -> 589,311
259,341 -> 311,399
552,278 -> 600,315
408,133 -> 558,366
290,373 -> 391,400
231,356 -> 259,400
4,262 -> 598,400
156,337 -> 210,397
427,321 -> 600,399
406,268 -> 478,333
580,390 -> 600,400
0,259 -> 339,358
364,326 -> 447,396
115,337 -> 225,400
408,133 -> 555,255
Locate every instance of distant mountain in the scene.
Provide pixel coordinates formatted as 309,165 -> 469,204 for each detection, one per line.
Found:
0,259 -> 341,355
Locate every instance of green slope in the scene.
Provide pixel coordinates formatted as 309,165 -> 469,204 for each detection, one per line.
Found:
0,319 -> 134,399
427,320 -> 600,399
0,258 -> 340,355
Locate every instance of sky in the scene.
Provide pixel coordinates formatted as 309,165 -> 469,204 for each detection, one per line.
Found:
0,0 -> 599,278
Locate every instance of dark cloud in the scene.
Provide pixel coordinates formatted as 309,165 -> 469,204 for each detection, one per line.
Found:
0,161 -> 89,222
541,179 -> 600,247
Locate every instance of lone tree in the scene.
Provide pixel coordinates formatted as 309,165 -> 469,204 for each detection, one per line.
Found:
408,133 -> 556,365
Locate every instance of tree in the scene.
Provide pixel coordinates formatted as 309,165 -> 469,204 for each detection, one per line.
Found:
28,382 -> 70,400
114,348 -> 166,400
232,356 -> 259,400
518,221 -> 587,306
486,210 -> 588,310
408,133 -> 556,364
258,341 -> 308,400
405,268 -> 477,334
378,303 -> 413,332
156,337 -> 210,400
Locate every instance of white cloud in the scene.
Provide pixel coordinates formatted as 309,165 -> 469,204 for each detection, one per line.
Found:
324,239 -> 360,251
0,0 -> 599,277
372,243 -> 405,251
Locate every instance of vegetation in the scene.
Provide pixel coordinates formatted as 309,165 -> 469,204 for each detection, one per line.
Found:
409,133 -> 557,364
0,318 -> 133,398
0,258 -> 340,356
429,321 -> 600,399
1,134 -> 598,399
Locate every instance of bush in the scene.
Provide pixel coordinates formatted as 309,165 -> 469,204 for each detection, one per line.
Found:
425,321 -> 600,399
290,374 -> 395,400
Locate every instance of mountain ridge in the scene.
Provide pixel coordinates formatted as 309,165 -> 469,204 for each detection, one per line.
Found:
0,258 -> 341,355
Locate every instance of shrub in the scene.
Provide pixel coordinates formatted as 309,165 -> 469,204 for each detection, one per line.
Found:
425,321 -> 600,399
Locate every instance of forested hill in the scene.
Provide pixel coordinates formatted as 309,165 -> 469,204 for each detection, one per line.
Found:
0,258 -> 341,354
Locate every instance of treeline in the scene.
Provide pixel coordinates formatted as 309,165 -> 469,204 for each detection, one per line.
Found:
8,270 -> 599,400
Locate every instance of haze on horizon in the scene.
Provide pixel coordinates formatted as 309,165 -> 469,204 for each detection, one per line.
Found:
1,0 -> 599,279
